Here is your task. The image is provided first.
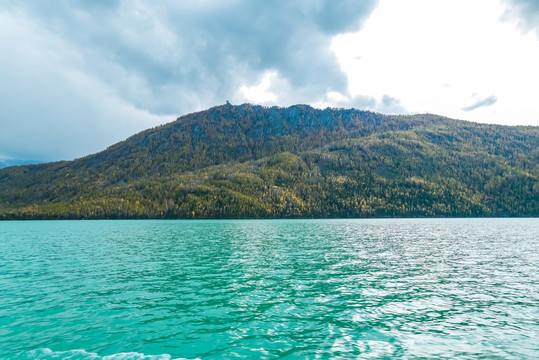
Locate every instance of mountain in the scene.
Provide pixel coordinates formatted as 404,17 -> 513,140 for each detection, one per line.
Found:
0,159 -> 44,169
1,103 -> 538,219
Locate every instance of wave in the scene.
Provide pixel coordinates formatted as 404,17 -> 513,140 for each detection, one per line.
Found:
16,348 -> 199,360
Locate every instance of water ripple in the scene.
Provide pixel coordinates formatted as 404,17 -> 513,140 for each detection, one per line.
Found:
0,218 -> 538,359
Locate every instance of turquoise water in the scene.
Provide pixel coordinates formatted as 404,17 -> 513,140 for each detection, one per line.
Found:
0,219 -> 537,359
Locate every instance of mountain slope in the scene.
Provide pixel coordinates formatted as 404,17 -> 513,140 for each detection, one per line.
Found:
1,104 -> 538,219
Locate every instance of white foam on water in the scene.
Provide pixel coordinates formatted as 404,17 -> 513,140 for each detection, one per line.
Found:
20,348 -> 199,360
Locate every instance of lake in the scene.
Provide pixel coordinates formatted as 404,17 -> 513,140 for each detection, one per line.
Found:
0,219 -> 537,359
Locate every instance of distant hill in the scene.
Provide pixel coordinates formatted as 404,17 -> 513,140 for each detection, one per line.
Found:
1,103 -> 538,219
0,159 -> 44,169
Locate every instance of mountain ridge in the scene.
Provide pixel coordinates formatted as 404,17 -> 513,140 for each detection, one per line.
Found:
1,103 -> 538,219
0,159 -> 45,169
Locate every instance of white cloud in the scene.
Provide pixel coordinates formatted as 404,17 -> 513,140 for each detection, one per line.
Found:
331,0 -> 539,125
240,72 -> 278,104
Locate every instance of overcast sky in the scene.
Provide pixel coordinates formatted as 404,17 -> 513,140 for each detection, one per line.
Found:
1,0 -> 538,161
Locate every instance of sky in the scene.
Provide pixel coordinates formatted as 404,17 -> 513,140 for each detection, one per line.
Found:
1,0 -> 538,162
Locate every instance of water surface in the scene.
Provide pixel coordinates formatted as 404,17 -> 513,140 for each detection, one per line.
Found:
0,219 -> 537,359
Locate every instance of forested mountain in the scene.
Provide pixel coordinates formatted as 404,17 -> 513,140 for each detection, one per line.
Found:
1,103 -> 538,219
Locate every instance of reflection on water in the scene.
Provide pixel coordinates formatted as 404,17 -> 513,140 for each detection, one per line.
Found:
0,218 -> 538,359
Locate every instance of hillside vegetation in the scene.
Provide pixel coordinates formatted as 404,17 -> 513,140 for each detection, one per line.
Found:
1,103 -> 538,219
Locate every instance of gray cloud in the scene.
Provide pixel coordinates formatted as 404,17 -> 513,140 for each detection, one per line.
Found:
462,95 -> 498,112
314,93 -> 407,115
0,12 -> 168,161
2,1 -> 379,111
0,0 -> 379,160
377,95 -> 407,115
501,0 -> 539,36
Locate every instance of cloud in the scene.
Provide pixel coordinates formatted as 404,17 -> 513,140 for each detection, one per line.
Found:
0,0 -> 379,160
2,1 -> 379,113
462,95 -> 498,112
0,12 -> 169,161
501,0 -> 539,36
312,92 -> 407,115
377,94 -> 407,114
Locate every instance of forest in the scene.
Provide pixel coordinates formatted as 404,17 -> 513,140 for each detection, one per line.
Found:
0,103 -> 538,219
